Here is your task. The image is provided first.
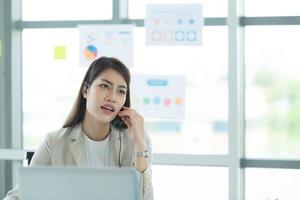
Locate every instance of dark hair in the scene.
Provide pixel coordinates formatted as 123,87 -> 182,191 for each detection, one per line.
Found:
63,57 -> 131,128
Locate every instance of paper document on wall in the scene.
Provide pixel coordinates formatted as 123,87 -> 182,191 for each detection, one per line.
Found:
146,4 -> 204,45
131,74 -> 186,119
79,25 -> 134,68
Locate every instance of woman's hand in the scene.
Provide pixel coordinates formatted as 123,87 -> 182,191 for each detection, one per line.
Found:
118,107 -> 149,173
117,107 -> 146,147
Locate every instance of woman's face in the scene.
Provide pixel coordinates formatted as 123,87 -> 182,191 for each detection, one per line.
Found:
84,68 -> 128,124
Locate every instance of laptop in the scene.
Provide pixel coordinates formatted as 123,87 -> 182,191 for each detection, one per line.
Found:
18,166 -> 141,200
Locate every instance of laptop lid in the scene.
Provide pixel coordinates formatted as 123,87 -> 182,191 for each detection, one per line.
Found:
18,166 -> 141,200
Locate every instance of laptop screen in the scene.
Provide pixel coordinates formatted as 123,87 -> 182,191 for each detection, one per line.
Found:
18,166 -> 141,200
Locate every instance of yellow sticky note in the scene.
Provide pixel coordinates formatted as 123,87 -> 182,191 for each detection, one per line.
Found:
54,46 -> 66,60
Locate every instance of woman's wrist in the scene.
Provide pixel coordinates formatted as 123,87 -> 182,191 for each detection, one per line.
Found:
134,140 -> 147,152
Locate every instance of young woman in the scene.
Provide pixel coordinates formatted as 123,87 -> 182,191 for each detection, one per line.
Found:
4,57 -> 153,200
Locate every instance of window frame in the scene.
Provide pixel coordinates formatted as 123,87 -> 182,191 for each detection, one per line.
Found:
1,0 -> 300,199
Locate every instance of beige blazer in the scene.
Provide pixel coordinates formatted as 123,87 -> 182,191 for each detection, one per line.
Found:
4,123 -> 153,200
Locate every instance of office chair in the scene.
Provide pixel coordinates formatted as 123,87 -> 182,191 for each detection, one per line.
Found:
25,151 -> 35,165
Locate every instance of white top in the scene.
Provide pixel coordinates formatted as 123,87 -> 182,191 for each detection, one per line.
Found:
83,132 -> 112,167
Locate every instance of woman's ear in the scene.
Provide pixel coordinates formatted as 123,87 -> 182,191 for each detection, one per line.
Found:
82,82 -> 89,98
82,89 -> 87,98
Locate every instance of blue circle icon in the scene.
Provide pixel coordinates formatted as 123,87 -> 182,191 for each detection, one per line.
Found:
189,19 -> 195,25
187,31 -> 197,41
153,97 -> 161,105
177,19 -> 183,25
175,31 -> 185,41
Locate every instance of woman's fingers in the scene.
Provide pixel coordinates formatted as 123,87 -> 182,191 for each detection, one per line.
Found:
121,116 -> 132,128
118,108 -> 145,142
118,108 -> 141,119
118,108 -> 144,129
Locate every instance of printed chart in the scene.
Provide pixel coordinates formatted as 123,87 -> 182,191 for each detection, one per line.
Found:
131,74 -> 186,119
146,4 -> 204,46
79,25 -> 134,67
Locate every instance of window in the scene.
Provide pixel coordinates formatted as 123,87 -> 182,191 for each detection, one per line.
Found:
9,0 -> 299,199
246,168 -> 300,199
245,0 -> 300,16
245,26 -> 300,159
22,26 -> 228,154
22,28 -> 83,149
133,27 -> 228,154
129,0 -> 227,19
152,165 -> 228,200
22,0 -> 112,20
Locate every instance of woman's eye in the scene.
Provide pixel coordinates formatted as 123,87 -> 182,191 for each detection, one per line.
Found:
100,84 -> 109,89
119,90 -> 126,95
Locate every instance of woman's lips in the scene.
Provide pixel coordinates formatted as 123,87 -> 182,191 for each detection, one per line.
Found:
100,105 -> 115,115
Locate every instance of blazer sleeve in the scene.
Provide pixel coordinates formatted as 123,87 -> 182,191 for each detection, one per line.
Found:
29,133 -> 52,166
139,134 -> 154,200
2,134 -> 52,200
2,186 -> 18,200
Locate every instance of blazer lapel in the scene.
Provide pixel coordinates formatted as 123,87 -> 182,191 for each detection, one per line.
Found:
110,126 -> 123,166
69,124 -> 85,166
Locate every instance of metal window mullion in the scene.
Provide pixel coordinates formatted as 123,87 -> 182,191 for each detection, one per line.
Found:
0,0 -> 7,197
18,16 -> 300,29
112,0 -> 121,22
19,18 -> 227,29
0,149 -> 26,161
241,159 -> 300,169
0,151 -> 230,167
119,0 -> 129,20
9,0 -> 23,188
18,20 -> 119,29
111,0 -> 130,22
228,0 -> 246,199
241,16 -> 300,26
152,154 -> 229,167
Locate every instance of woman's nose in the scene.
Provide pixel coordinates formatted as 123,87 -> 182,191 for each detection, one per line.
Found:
105,91 -> 116,103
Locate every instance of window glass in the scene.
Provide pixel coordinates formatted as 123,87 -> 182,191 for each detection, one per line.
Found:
22,28 -> 84,150
133,27 -> 228,154
22,0 -> 112,20
129,0 -> 227,19
153,165 -> 228,200
245,0 -> 300,16
246,168 -> 300,199
23,27 -> 228,155
245,26 -> 300,158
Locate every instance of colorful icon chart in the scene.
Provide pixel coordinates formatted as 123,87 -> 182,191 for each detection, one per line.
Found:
133,96 -> 183,107
131,74 -> 186,119
79,25 -> 134,68
84,45 -> 98,60
146,4 -> 203,46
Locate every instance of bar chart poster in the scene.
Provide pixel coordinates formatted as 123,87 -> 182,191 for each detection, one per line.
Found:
79,25 -> 134,68
131,74 -> 186,119
146,4 -> 203,46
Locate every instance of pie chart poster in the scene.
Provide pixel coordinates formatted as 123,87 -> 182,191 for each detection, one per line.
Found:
79,24 -> 134,68
131,74 -> 186,119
